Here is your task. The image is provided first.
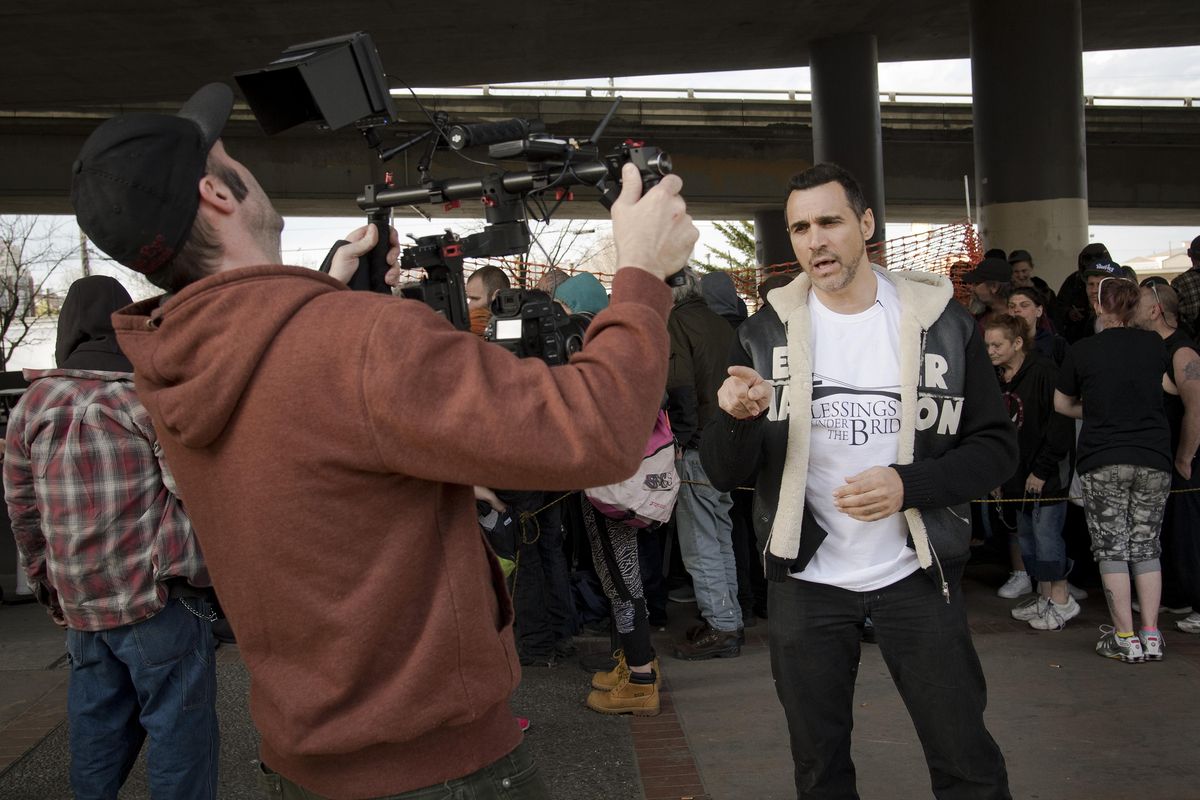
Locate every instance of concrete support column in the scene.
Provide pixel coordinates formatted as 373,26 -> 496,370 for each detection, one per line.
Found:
970,0 -> 1088,288
754,208 -> 793,274
810,34 -> 886,246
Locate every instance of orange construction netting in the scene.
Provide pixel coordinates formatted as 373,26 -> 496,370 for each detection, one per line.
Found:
394,220 -> 983,311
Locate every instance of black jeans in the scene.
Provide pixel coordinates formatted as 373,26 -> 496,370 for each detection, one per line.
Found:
509,492 -> 575,659
768,571 -> 1010,800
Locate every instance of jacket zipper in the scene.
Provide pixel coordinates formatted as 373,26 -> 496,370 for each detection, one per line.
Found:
930,542 -> 950,603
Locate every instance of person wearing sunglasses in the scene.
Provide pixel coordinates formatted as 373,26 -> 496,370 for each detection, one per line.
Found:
1132,283 -> 1200,636
1055,277 -> 1174,663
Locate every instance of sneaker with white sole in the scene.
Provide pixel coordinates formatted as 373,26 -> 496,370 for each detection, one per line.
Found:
997,571 -> 1032,599
1096,626 -> 1144,663
1029,596 -> 1081,630
1132,600 -> 1192,614
1139,630 -> 1164,661
1067,583 -> 1088,601
1176,612 -> 1200,634
1011,595 -> 1048,622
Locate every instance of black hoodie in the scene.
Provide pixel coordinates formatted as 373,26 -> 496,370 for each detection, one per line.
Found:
56,275 -> 133,372
996,352 -> 1072,501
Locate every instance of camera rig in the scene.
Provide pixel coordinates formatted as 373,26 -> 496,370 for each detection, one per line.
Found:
236,32 -> 677,353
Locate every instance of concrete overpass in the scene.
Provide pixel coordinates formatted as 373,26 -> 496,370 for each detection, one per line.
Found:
2,1 -> 1198,109
2,92 -> 1195,226
3,0 -> 1199,283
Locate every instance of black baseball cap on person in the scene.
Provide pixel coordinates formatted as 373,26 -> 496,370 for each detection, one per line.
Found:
70,83 -> 234,276
1078,242 -> 1111,270
1188,235 -> 1200,258
1008,249 -> 1033,265
961,257 -> 1013,284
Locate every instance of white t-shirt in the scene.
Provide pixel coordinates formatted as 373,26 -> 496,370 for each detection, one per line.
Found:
791,273 -> 920,591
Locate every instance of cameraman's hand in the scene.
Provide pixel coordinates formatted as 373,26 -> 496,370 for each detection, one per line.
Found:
611,163 -> 698,282
718,366 -> 772,420
329,224 -> 401,284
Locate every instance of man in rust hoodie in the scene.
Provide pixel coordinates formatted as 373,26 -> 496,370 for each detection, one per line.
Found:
69,83 -> 697,799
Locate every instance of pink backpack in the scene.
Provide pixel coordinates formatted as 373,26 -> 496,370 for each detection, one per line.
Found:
585,411 -> 679,528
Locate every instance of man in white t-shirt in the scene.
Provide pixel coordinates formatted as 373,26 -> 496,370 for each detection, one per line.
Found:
701,163 -> 1015,799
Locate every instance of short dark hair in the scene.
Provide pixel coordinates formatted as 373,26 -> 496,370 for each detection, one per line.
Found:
1008,286 -> 1045,308
148,155 -> 249,293
785,163 -> 867,219
468,265 -> 510,298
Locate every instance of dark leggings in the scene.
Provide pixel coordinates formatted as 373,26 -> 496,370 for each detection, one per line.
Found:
582,503 -> 654,666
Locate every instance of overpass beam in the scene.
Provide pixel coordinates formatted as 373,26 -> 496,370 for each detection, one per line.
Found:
970,0 -> 1088,287
810,34 -> 886,246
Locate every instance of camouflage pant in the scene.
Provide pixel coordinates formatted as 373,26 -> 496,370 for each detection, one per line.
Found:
1080,465 -> 1170,564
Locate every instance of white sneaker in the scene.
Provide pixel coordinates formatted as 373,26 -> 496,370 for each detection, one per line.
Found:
1139,630 -> 1164,661
1029,596 -> 1081,630
1067,583 -> 1088,601
997,571 -> 1032,599
1176,612 -> 1200,634
1010,595 -> 1048,622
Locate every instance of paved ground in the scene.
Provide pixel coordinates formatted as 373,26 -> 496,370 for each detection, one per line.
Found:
2,562 -> 1199,799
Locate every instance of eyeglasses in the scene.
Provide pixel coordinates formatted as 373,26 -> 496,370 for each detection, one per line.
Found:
1149,282 -> 1164,312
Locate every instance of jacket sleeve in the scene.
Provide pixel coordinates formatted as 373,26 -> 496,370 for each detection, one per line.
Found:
892,323 -> 1019,509
1031,371 -> 1073,481
699,332 -> 767,492
2,404 -> 58,613
359,267 -> 673,491
665,312 -> 700,447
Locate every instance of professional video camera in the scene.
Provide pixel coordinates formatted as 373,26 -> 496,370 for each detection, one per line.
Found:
235,32 -> 678,365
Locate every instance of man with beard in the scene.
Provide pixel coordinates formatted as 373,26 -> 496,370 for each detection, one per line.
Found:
70,82 -> 697,799
701,163 -> 1015,798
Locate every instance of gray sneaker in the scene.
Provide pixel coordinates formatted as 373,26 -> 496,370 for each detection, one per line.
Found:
1139,630 -> 1164,661
1010,595 -> 1047,622
1067,583 -> 1088,601
997,571 -> 1032,599
1096,626 -> 1144,663
1029,596 -> 1081,630
1176,612 -> 1200,634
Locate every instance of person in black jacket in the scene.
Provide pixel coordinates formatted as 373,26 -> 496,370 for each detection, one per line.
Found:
701,163 -> 1014,799
984,315 -> 1078,630
666,267 -> 743,660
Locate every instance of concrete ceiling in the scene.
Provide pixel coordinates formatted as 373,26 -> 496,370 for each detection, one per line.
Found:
3,1 -> 1200,110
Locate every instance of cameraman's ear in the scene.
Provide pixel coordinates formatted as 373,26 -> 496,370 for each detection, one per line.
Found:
198,173 -> 238,216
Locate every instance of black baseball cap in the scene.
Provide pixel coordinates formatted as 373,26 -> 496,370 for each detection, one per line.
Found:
1008,249 -> 1033,265
1188,235 -> 1200,258
70,83 -> 234,275
1082,259 -> 1123,279
1078,242 -> 1111,270
961,257 -> 1013,284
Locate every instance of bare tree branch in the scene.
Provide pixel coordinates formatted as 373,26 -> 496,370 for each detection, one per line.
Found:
0,216 -> 76,370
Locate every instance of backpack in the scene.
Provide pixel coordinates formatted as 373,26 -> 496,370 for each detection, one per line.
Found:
584,411 -> 679,528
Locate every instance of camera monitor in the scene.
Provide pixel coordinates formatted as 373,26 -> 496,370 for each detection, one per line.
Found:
234,32 -> 397,134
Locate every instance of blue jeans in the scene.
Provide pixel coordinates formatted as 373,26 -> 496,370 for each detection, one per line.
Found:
674,448 -> 742,632
1015,501 -> 1070,583
769,571 -> 1010,799
66,597 -> 219,800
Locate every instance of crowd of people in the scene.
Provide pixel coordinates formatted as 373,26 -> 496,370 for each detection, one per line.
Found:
5,78 -> 1199,800
962,238 -> 1200,660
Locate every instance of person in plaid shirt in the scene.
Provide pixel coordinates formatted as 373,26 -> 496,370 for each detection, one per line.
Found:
1170,235 -> 1200,336
4,275 -> 216,800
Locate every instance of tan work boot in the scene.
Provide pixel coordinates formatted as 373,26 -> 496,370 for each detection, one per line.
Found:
593,653 -> 661,690
586,675 -> 660,716
591,650 -> 628,690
